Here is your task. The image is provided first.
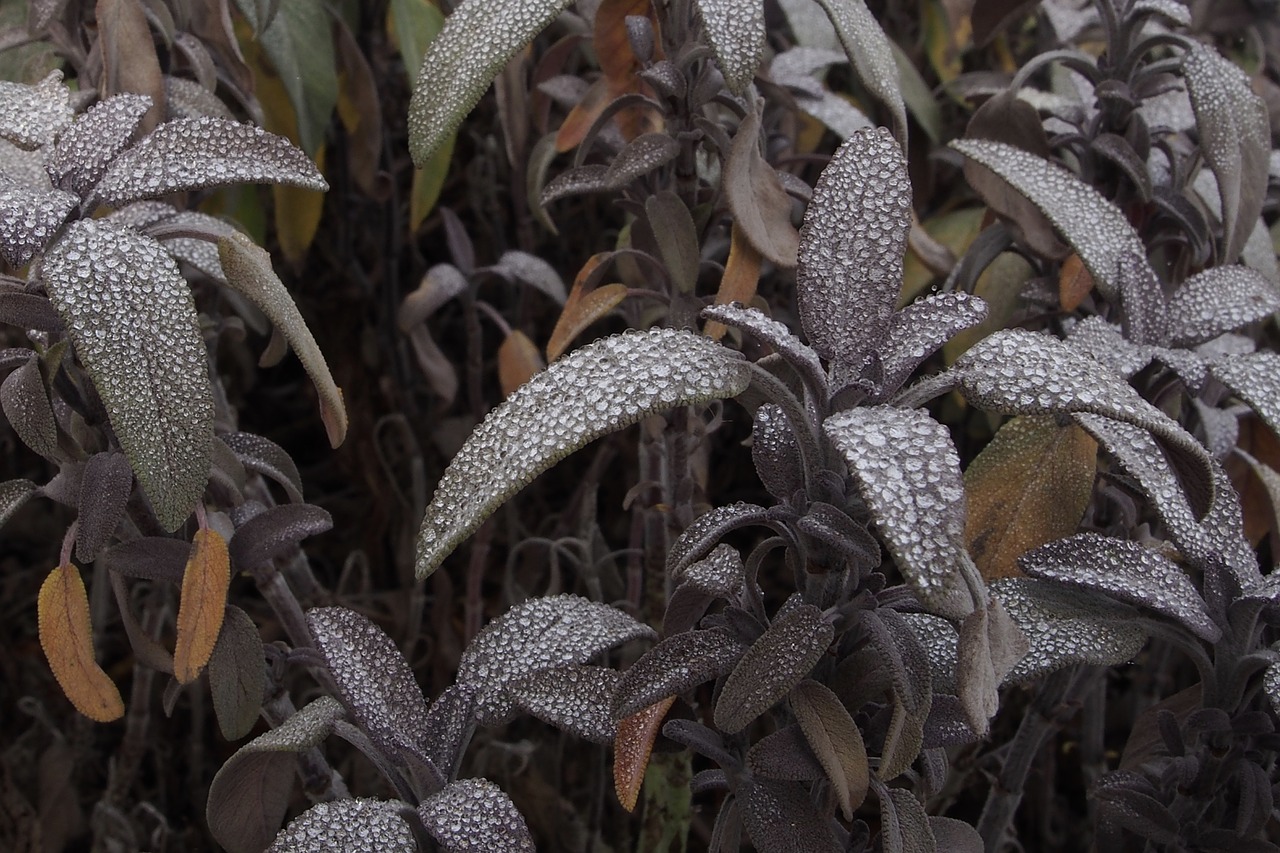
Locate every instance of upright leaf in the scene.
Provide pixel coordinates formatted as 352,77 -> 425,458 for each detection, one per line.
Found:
41,220 -> 213,531
507,664 -> 620,742
614,628 -> 746,718
417,779 -> 535,852
739,778 -> 841,853
43,93 -> 151,196
812,0 -> 907,145
97,0 -> 165,134
174,528 -> 231,683
208,604 -> 266,740
704,223 -> 763,340
645,191 -> 701,292
0,186 -> 78,267
0,71 -> 72,147
694,0 -> 764,94
725,107 -> 799,268
38,562 -> 125,722
268,798 -> 415,853
1,354 -> 56,458
791,680 -> 869,820
243,0 -> 338,156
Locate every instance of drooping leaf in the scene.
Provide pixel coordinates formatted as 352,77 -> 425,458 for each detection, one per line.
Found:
41,220 -> 212,531
666,501 -> 771,576
228,503 -> 333,570
812,0 -> 907,145
664,545 -> 749,635
1165,266 -> 1280,347
457,594 -> 655,725
951,139 -> 1148,300
507,664 -> 619,742
0,71 -> 71,148
415,329 -> 749,578
614,696 -> 676,812
0,478 -> 37,529
398,262 -> 469,329
387,0 -> 445,88
0,185 -> 78,266
725,108 -> 799,268
417,778 -> 535,852
693,0 -> 764,94
98,536 -> 190,582
614,627 -> 745,719
963,415 -> 1097,580
220,432 -> 304,503
37,562 -> 124,722
44,93 -> 150,196
954,596 -> 1028,735
825,406 -> 971,618
546,282 -> 628,361
407,0 -> 575,166
1211,352 -> 1280,441
699,302 -> 828,396
218,232 -> 347,446
796,127 -> 911,365
714,604 -> 834,733
208,604 -> 266,741
791,679 -> 869,820
267,798 -> 415,853
740,778 -> 841,853
174,528 -> 231,683
1,353 -> 56,458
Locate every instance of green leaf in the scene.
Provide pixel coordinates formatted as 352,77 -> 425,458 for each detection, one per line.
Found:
41,220 -> 213,531
387,0 -> 445,88
414,329 -> 750,578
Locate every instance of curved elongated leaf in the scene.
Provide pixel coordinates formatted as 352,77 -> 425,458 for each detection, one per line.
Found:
1183,44 -> 1270,264
797,127 -> 911,366
174,528 -> 231,683
667,501 -> 771,576
228,503 -> 333,570
38,562 -> 124,722
0,71 -> 71,148
208,604 -> 266,740
875,293 -> 988,399
747,723 -> 825,781
1,354 -> 56,457
268,798 -> 415,853
408,0 -> 574,166
725,108 -> 799,268
546,283 -> 627,361
458,594 -> 655,724
307,606 -> 430,757
0,478 -> 37,529
694,0 -> 763,94
0,186 -> 78,266
0,292 -> 62,331
614,627 -> 745,718
812,0 -> 906,144
792,680 -> 868,820
94,117 -> 327,206
1166,266 -> 1280,347
415,329 -> 749,578
41,220 -> 212,531
951,139 -> 1147,300
508,664 -> 619,742
44,93 -> 151,196
1211,352 -> 1280,439
751,404 -> 804,501
699,303 -> 827,394
75,452 -> 134,562
824,406 -> 971,618
900,613 -> 959,694
417,778 -> 535,852
614,696 -> 676,812
665,545 -> 749,635
220,431 -> 304,503
219,232 -> 346,446
740,778 -> 841,853
1019,534 -> 1219,642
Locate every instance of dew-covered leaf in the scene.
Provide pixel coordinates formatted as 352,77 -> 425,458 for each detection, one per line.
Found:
44,93 -> 150,196
1019,534 -> 1219,642
1211,352 -> 1280,441
1264,663 -> 1280,719
812,0 -> 906,144
508,664 -> 619,742
417,778 -> 535,853
900,612 -> 959,694
791,679 -> 869,820
747,723 -> 825,781
751,403 -> 804,502
1166,266 -> 1280,347
874,292 -> 988,399
664,545 -> 749,635
714,604 -> 833,733
740,778 -> 841,853
990,578 -> 1147,684
174,528 -> 231,684
598,132 -> 681,191
0,478 -> 37,529
1065,316 -> 1151,379
614,696 -> 676,812
964,415 -> 1097,580
208,604 -> 266,741
1,353 -> 56,458
458,594 -> 655,725
615,627 -> 745,718
408,0 -> 574,166
951,139 -> 1147,300
228,503 -> 333,570
796,127 -> 911,366
1184,43 -> 1270,264
725,108 -> 799,268
699,303 -> 827,396
93,117 -> 327,206
220,432 -> 304,503
415,329 -> 749,578
694,0 -> 763,94
218,232 -> 346,447
668,502 -> 772,577
267,798 -> 415,853
0,71 -> 72,148
207,696 -> 345,853
824,406 -> 970,618
41,220 -> 212,532
0,185 -> 77,266
38,562 -> 124,722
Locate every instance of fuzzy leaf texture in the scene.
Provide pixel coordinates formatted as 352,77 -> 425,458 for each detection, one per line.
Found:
415,329 -> 749,577
791,680 -> 869,820
174,529 -> 230,683
267,798 -> 415,853
694,0 -> 764,94
417,779 -> 535,852
41,220 -> 213,531
614,627 -> 746,718
38,563 -> 124,722
614,696 -> 676,812
0,71 -> 72,148
507,664 -> 620,742
408,0 -> 574,166
1165,266 -> 1280,347
75,451 -> 134,562
812,0 -> 906,144
208,605 -> 266,741
44,93 -> 151,197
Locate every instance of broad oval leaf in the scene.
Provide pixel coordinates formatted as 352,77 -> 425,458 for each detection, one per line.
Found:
812,0 -> 906,144
646,191 -> 701,293
0,71 -> 72,148
75,451 -> 134,562
1211,352 -> 1280,441
38,562 -> 125,722
208,604 -> 266,741
740,778 -> 841,853
507,664 -> 619,742
694,0 -> 764,94
0,186 -> 78,267
614,627 -> 746,718
1165,266 -> 1280,347
268,798 -> 415,853
796,127 -> 911,366
44,93 -> 151,196
752,404 -> 804,501
228,503 -> 333,570
714,604 -> 833,733
41,220 -> 212,532
408,0 -> 574,166
614,696 -> 676,812
824,406 -> 971,618
174,528 -> 231,684
218,232 -> 347,447
951,139 -> 1148,300
747,723 -> 826,781
415,329 -> 749,578
417,778 -> 535,853
1,354 -> 56,458
791,680 -> 869,821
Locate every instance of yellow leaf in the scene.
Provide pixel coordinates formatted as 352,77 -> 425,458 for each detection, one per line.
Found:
614,695 -> 675,812
497,330 -> 545,397
964,415 -> 1098,580
704,223 -> 762,340
174,528 -> 231,684
38,562 -> 124,722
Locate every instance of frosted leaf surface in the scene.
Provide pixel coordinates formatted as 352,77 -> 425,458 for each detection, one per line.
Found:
991,578 -> 1147,684
164,76 -> 235,121
665,545 -> 749,635
507,664 -> 620,742
796,127 -> 911,366
900,613 -> 960,694
599,132 -> 681,190
540,165 -> 609,205
94,117 -> 327,205
771,47 -> 847,89
795,88 -> 874,139
221,432 -> 304,503
667,501 -> 770,576
74,451 -> 134,562
423,683 -> 477,780
875,292 -> 988,399
614,628 -> 746,718
417,778 -> 535,852
254,695 -> 345,750
0,479 -> 37,528
1019,534 -> 1219,642
0,72 -> 72,148
306,607 -> 431,758
267,798 -> 414,853
1211,352 -> 1280,439
41,220 -> 212,531
0,139 -> 52,190
105,201 -> 174,231
752,404 -> 804,500
0,185 -> 77,266
812,0 -> 906,144
824,406 -> 971,618
1131,0 -> 1192,25
740,778 -> 841,852
457,594 -> 655,725
699,303 -> 826,394
415,329 -> 749,578
951,139 -> 1147,300
694,0 -> 765,94
1,355 -> 56,457
44,94 -> 151,196
408,0 -> 574,166
1065,317 -> 1152,379
1166,266 -> 1280,347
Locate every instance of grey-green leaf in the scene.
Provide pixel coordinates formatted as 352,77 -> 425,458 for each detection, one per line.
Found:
1166,266 -> 1280,347
417,778 -> 535,852
41,220 -> 213,531
248,0 -> 338,157
694,0 -> 764,94
812,0 -> 906,145
415,329 -> 749,578
268,798 -> 414,853
208,604 -> 267,741
407,0 -> 574,166
1,354 -> 56,458
0,71 -> 72,148
614,627 -> 746,718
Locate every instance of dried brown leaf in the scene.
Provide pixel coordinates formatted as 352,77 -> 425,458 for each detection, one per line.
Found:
613,695 -> 675,812
38,563 -> 124,722
174,528 -> 231,684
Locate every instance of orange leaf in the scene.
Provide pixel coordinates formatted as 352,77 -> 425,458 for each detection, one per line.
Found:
498,330 -> 545,397
547,254 -> 628,361
1059,252 -> 1094,311
174,528 -> 231,684
614,695 -> 676,812
594,0 -> 658,84
965,415 -> 1097,580
38,562 -> 124,722
704,222 -> 762,340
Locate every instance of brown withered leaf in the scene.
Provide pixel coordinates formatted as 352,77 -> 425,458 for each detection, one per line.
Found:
614,695 -> 676,812
97,0 -> 166,134
1059,252 -> 1094,311
965,415 -> 1097,579
704,222 -> 762,340
174,528 -> 231,684
498,330 -> 545,397
546,254 -> 628,361
38,563 -> 124,722
725,108 -> 799,268
1226,416 -> 1280,546
791,680 -> 868,821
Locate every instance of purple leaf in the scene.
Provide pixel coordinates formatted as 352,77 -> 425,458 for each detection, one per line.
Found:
507,664 -> 619,742
614,627 -> 745,718
229,504 -> 333,570
74,451 -> 133,562
0,185 -> 77,266
267,798 -> 414,853
417,778 -> 535,853
0,71 -> 72,148
44,93 -> 151,196
1166,266 -> 1280,347
874,292 -> 988,400
740,778 -> 840,853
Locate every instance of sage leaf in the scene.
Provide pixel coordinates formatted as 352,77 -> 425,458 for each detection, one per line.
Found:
208,605 -> 266,741
1,354 -> 56,458
507,664 -> 620,743
1166,266 -> 1280,348
0,185 -> 78,266
0,71 -> 72,148
614,627 -> 746,718
0,478 -> 37,529
268,798 -> 414,853
44,93 -> 151,196
813,0 -> 906,144
417,778 -> 535,852
791,679 -> 869,820
694,0 -> 764,94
